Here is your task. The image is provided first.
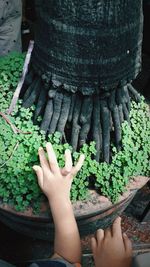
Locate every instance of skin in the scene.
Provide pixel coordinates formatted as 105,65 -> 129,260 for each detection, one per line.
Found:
91,217 -> 132,267
33,142 -> 132,267
33,142 -> 85,264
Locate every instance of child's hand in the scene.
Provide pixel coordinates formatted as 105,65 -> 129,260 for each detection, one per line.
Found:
91,217 -> 132,267
33,142 -> 85,202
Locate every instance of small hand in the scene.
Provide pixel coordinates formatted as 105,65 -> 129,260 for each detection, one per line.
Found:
91,217 -> 132,267
33,142 -> 85,202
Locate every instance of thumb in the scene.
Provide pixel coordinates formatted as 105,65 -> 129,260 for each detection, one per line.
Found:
33,165 -> 44,189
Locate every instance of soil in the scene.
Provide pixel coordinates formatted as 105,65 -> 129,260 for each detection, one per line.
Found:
73,176 -> 149,217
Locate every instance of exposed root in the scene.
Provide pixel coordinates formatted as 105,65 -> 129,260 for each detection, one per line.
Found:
118,104 -> 124,124
33,86 -> 48,122
79,96 -> 93,147
57,93 -> 71,134
20,70 -> 140,163
111,106 -> 121,150
40,99 -> 53,132
127,84 -> 141,102
23,78 -> 41,108
68,94 -> 76,123
71,94 -> 82,150
48,91 -> 63,134
92,96 -> 102,162
122,102 -> 130,123
100,99 -> 111,163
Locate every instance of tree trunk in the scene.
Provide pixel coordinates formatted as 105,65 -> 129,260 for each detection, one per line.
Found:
21,0 -> 143,162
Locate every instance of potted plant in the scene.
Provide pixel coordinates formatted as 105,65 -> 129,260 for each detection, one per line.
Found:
0,53 -> 149,240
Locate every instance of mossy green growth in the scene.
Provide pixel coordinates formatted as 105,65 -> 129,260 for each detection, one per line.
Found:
0,52 -> 150,212
0,52 -> 25,112
94,99 -> 150,202
0,100 -> 94,211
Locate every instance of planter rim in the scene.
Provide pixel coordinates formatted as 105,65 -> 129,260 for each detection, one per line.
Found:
0,189 -> 137,222
0,176 -> 149,222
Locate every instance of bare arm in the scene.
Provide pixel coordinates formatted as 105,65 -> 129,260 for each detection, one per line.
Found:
50,197 -> 81,263
33,143 -> 84,264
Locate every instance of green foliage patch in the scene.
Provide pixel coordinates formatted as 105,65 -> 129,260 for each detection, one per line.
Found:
94,100 -> 150,202
0,53 -> 150,212
0,52 -> 25,112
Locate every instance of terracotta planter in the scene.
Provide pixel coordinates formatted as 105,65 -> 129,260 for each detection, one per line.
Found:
0,191 -> 136,241
0,177 -> 148,241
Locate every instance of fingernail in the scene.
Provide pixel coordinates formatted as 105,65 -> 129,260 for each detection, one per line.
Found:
123,233 -> 127,237
46,142 -> 52,147
81,154 -> 85,160
97,228 -> 104,233
33,166 -> 38,171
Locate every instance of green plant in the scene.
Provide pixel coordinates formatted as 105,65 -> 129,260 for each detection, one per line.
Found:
94,98 -> 150,202
0,53 -> 149,212
0,52 -> 25,112
0,99 -> 95,211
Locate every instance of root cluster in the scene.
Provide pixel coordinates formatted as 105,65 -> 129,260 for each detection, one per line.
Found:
21,67 -> 141,162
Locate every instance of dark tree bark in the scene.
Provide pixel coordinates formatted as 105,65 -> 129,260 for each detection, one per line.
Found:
20,0 -> 143,162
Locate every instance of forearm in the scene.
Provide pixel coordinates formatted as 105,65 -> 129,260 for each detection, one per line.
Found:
34,143 -> 84,263
49,197 -> 81,263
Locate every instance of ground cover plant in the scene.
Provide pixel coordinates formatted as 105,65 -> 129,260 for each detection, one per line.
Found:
0,53 -> 150,212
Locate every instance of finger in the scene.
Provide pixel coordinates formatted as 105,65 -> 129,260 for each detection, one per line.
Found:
96,229 -> 104,243
61,149 -> 73,175
65,149 -> 72,171
38,147 -> 50,170
91,237 -> 97,253
112,217 -> 122,238
123,233 -> 132,255
61,168 -> 70,176
104,228 -> 112,239
33,165 -> 44,189
46,142 -> 60,175
72,154 -> 85,176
